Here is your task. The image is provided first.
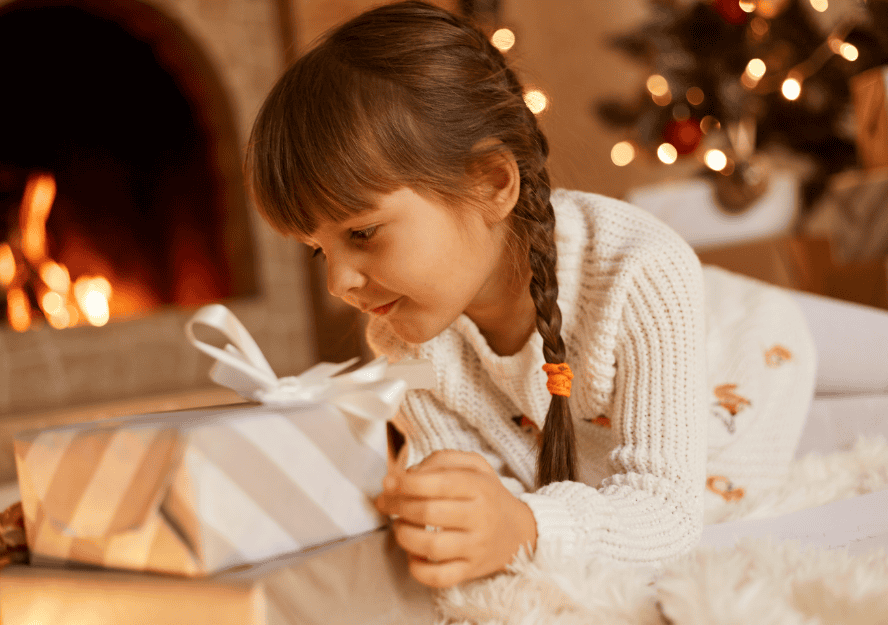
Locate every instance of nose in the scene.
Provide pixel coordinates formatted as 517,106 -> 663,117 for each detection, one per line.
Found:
325,250 -> 367,301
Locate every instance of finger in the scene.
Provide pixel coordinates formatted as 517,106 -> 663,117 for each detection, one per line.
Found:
407,555 -> 473,589
387,469 -> 484,500
380,496 -> 473,529
392,522 -> 471,563
412,450 -> 493,474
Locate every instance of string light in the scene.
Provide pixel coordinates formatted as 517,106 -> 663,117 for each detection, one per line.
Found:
704,149 -> 728,171
523,88 -> 548,114
611,141 -> 636,166
491,28 -> 515,52
721,158 -> 736,176
756,1 -> 782,18
781,76 -> 802,100
746,58 -> 767,80
837,42 -> 859,61
648,75 -> 672,105
657,143 -> 678,164
742,58 -> 767,89
610,5 -> 870,170
750,16 -> 769,37
686,87 -> 705,106
647,74 -> 669,97
700,115 -> 721,134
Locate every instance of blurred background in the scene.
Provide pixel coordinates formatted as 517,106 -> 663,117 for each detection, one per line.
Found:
0,0 -> 886,422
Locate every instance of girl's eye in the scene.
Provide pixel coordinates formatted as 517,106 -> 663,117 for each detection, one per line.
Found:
350,226 -> 378,243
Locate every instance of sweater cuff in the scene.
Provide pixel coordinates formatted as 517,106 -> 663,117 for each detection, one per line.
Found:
519,492 -> 578,555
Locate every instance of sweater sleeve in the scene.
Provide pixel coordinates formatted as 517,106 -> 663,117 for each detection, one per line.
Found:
519,240 -> 708,564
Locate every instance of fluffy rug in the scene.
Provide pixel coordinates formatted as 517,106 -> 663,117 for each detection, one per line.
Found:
436,436 -> 888,625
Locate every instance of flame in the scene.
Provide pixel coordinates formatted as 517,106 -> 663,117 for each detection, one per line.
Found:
0,243 -> 15,288
74,276 -> 112,326
20,173 -> 56,265
39,260 -> 71,294
3,172 -> 163,331
7,287 -> 31,332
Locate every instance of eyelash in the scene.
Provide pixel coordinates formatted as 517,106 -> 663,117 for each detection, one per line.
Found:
350,226 -> 378,243
310,226 -> 378,259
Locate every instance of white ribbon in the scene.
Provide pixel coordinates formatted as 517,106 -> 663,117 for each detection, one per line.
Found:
185,304 -> 434,422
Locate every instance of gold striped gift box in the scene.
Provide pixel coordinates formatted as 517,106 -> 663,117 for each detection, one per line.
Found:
13,401 -> 391,577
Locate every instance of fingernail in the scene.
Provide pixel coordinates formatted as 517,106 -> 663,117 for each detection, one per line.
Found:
383,475 -> 397,490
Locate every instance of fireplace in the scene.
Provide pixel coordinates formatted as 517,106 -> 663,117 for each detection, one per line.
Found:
0,0 -> 317,415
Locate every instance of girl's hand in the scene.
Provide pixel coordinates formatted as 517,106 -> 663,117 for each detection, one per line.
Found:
374,450 -> 537,588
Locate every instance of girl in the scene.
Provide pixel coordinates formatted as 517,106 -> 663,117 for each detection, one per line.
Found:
246,0 -> 885,591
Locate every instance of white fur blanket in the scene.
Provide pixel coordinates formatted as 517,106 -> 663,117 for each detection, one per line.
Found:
436,437 -> 888,625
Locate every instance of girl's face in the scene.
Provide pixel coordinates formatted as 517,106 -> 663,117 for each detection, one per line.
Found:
302,187 -> 516,344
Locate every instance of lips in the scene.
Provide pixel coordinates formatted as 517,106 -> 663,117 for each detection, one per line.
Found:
369,299 -> 399,315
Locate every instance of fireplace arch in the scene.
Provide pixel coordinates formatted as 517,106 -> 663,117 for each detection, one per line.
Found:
0,0 -> 257,329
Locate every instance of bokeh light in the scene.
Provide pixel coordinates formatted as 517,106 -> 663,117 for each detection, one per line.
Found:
746,58 -> 767,79
704,149 -> 728,171
523,88 -> 548,114
686,87 -> 705,106
611,141 -> 636,167
839,43 -> 859,61
491,28 -> 515,52
646,74 -> 670,97
782,77 -> 802,100
657,143 -> 678,164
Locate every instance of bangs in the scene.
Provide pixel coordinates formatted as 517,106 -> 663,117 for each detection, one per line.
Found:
247,47 -> 452,236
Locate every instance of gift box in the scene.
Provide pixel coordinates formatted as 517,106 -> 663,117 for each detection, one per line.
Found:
696,235 -> 833,294
696,235 -> 888,310
0,564 -> 266,625
12,304 -> 433,577
851,65 -> 888,170
804,167 -> 888,263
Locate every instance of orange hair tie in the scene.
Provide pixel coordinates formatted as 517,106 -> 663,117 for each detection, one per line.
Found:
542,363 -> 573,397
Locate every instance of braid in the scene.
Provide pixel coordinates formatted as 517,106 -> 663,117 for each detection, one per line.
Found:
524,175 -> 578,487
484,47 -> 576,487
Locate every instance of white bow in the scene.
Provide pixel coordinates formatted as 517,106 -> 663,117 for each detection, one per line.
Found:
185,304 -> 434,422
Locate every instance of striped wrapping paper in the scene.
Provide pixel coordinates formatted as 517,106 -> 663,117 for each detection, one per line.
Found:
13,402 -> 391,577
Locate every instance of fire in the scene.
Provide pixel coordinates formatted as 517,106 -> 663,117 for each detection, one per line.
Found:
20,174 -> 55,264
0,244 -> 15,287
73,276 -> 111,327
2,172 -> 154,331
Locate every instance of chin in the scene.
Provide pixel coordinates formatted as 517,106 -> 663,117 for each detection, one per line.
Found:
388,316 -> 452,345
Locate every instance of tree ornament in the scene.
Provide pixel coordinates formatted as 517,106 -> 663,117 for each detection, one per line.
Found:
662,118 -> 703,154
712,0 -> 749,26
713,158 -> 770,214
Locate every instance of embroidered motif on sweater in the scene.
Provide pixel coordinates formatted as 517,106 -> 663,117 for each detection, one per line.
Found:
765,344 -> 793,367
706,475 -> 745,502
512,415 -> 541,440
584,415 -> 612,428
712,384 -> 751,433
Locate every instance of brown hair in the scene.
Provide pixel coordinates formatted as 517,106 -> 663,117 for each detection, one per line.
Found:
246,0 -> 576,486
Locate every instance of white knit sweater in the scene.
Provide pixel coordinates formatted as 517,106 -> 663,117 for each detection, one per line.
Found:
367,189 -> 816,566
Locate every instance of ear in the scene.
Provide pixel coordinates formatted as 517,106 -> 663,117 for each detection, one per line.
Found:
473,141 -> 520,224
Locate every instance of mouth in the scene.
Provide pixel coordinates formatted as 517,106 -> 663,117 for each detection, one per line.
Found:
369,299 -> 399,316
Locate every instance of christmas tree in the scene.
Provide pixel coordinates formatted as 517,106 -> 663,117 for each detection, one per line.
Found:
596,0 -> 888,212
